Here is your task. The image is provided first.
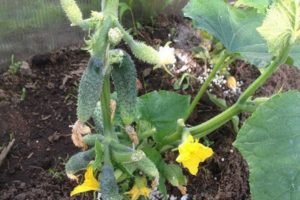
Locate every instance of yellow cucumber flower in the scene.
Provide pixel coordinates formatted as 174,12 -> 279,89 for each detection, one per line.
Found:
176,135 -> 213,175
70,165 -> 100,196
125,177 -> 151,200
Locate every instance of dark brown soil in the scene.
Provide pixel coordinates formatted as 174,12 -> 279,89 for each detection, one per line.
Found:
1,15 -> 300,200
0,48 -> 88,200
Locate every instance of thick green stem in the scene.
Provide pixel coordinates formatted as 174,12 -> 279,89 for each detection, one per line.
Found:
188,53 -> 288,138
101,76 -> 113,136
101,0 -> 106,11
184,51 -> 228,121
161,47 -> 290,147
162,104 -> 240,146
237,58 -> 286,104
97,0 -> 120,139
188,104 -> 240,136
103,0 -> 119,17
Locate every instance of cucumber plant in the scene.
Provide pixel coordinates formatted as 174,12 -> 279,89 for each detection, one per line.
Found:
60,0 -> 300,199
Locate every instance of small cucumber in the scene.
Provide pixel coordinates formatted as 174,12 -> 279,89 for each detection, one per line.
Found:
100,164 -> 122,200
92,101 -> 104,133
60,0 -> 83,25
136,157 -> 159,178
77,56 -> 103,122
112,51 -> 137,125
65,149 -> 95,176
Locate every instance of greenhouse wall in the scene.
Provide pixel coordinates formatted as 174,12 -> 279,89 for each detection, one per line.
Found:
0,0 -> 186,72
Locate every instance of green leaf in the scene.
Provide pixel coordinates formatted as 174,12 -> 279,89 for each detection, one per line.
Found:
232,115 -> 240,134
119,2 -> 131,21
234,91 -> 300,200
235,0 -> 271,12
257,0 -> 300,57
142,146 -> 163,165
137,90 -> 190,142
120,162 -> 138,176
183,0 -> 272,67
207,92 -> 227,110
161,163 -> 187,187
290,45 -> 300,68
158,176 -> 168,197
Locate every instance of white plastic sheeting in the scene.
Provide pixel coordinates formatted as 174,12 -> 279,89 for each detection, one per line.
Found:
0,0 -> 186,71
0,0 -> 99,71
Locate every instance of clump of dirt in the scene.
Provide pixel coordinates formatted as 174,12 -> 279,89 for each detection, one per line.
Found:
1,14 -> 300,200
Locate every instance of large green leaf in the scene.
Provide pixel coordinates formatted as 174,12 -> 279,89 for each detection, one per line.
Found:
234,91 -> 300,200
257,0 -> 300,68
235,0 -> 271,12
183,0 -> 272,67
290,45 -> 300,67
137,91 -> 190,142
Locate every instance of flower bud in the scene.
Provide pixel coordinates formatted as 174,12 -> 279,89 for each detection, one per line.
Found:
108,27 -> 123,45
91,11 -> 104,21
226,76 -> 237,90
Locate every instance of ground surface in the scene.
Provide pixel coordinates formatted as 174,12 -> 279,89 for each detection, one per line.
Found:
1,15 -> 300,200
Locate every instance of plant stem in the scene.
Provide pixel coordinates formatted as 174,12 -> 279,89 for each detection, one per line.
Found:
101,0 -> 106,11
161,47 -> 290,147
97,0 -> 121,140
188,50 -> 289,138
104,0 -> 119,17
184,51 -> 228,121
237,58 -> 285,104
188,103 -> 240,135
161,104 -> 240,146
101,76 -> 113,136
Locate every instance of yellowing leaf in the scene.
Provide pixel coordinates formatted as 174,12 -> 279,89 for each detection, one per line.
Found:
257,0 -> 300,55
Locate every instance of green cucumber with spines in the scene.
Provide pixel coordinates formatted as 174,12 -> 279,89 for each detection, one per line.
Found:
60,0 -> 83,25
65,149 -> 95,176
100,146 -> 122,200
92,101 -> 104,133
100,164 -> 122,200
111,51 -> 137,125
77,56 -> 104,123
137,157 -> 159,178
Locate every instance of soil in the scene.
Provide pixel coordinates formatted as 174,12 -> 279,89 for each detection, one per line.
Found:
1,15 -> 300,200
